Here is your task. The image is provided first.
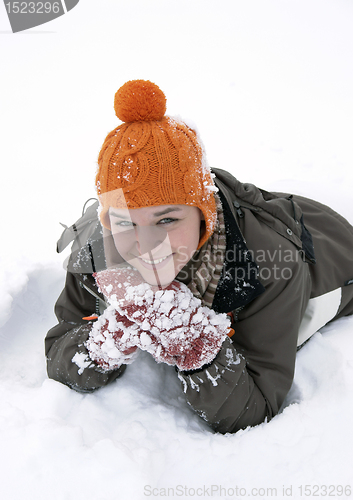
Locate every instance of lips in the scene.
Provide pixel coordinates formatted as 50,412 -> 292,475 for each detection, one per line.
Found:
137,253 -> 174,270
140,255 -> 170,265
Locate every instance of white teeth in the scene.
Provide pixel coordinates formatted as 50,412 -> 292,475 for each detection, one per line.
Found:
140,255 -> 170,265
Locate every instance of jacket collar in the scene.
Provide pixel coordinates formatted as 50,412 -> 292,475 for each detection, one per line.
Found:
210,178 -> 265,314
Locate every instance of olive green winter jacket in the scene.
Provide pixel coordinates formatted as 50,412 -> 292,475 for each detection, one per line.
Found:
45,168 -> 353,433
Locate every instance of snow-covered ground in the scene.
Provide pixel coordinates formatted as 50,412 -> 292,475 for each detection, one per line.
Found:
1,1 -> 353,498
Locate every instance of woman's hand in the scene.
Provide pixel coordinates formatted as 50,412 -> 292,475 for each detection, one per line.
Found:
86,307 -> 140,371
93,268 -> 232,371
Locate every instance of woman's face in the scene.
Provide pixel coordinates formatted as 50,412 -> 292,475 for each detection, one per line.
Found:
109,204 -> 203,286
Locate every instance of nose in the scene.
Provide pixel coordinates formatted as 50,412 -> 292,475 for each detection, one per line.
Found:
134,225 -> 168,256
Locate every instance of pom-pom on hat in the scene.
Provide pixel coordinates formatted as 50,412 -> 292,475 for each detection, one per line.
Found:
96,79 -> 217,249
114,79 -> 166,122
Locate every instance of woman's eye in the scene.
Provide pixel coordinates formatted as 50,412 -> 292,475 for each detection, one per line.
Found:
158,218 -> 178,225
115,220 -> 134,228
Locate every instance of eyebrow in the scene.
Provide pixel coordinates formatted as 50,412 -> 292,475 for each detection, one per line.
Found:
109,207 -> 182,218
109,212 -> 131,220
152,207 -> 182,217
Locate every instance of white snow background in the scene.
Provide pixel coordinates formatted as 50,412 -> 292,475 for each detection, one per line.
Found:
1,1 -> 353,498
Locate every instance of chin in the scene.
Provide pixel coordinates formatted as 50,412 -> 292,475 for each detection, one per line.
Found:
147,278 -> 173,288
141,273 -> 175,288
138,267 -> 177,288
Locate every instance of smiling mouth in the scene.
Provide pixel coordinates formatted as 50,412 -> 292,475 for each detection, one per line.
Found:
139,255 -> 171,265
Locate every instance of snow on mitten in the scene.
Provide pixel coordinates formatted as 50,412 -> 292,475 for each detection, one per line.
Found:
86,306 -> 140,371
94,268 -> 232,371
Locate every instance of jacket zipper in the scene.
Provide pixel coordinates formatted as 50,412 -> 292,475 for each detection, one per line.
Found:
79,280 -> 107,316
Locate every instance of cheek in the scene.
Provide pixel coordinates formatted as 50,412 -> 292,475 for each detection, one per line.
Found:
112,232 -> 133,256
189,230 -> 202,253
170,226 -> 200,256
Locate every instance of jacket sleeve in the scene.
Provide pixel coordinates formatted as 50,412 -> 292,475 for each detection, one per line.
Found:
177,252 -> 311,434
45,272 -> 126,393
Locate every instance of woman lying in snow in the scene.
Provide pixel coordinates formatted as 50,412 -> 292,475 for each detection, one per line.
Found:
46,80 -> 353,434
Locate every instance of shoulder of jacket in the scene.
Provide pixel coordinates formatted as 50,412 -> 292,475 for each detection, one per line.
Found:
212,167 -> 303,243
212,167 -> 294,213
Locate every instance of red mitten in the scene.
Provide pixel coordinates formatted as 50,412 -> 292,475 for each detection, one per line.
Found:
86,306 -> 140,371
94,268 -> 231,371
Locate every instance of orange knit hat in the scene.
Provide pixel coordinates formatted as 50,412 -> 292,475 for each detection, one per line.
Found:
96,80 -> 217,248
